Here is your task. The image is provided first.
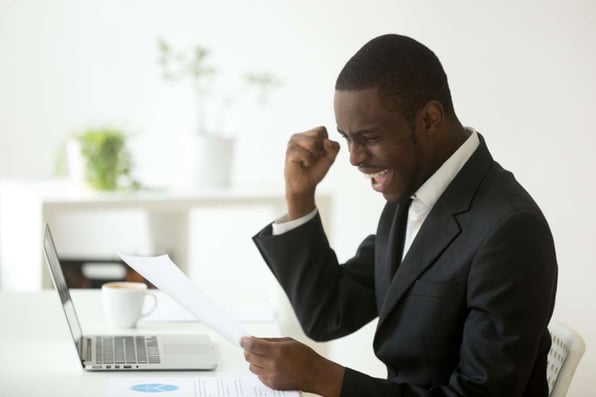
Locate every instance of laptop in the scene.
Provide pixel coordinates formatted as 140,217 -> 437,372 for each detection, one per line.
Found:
43,224 -> 218,371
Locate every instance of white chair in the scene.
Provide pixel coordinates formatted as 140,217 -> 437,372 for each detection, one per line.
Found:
547,321 -> 586,397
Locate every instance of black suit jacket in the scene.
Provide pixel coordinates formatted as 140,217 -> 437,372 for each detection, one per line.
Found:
253,136 -> 558,396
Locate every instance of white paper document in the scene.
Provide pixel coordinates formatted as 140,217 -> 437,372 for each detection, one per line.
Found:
140,291 -> 276,323
108,376 -> 300,397
119,254 -> 249,347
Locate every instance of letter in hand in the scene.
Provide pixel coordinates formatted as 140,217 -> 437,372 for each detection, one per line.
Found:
284,126 -> 340,220
241,336 -> 344,397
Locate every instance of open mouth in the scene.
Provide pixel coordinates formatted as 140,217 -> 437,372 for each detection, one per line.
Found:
363,169 -> 393,192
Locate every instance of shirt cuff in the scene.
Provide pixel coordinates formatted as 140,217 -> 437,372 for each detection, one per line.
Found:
271,208 -> 319,235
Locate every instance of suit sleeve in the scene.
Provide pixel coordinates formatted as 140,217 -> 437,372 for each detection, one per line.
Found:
253,213 -> 378,341
255,209 -> 556,396
451,209 -> 557,396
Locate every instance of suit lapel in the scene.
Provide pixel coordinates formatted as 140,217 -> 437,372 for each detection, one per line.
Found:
377,197 -> 461,322
376,134 -> 495,328
374,202 -> 399,308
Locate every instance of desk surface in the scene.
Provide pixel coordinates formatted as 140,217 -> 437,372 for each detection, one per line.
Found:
0,290 -> 315,397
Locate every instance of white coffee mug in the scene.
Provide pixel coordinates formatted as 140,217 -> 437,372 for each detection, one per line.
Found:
101,282 -> 157,329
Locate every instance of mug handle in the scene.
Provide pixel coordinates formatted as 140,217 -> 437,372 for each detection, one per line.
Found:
140,291 -> 158,318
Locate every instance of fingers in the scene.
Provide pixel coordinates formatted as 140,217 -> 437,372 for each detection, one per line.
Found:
241,336 -> 292,372
241,336 -> 299,391
261,337 -> 293,343
241,336 -> 266,360
302,125 -> 329,141
322,138 -> 341,164
287,143 -> 321,168
242,336 -> 335,393
287,126 -> 339,168
241,336 -> 292,355
284,126 -> 340,204
244,349 -> 266,369
242,337 -> 276,380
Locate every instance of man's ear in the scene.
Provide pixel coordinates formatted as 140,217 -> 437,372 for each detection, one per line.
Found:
421,100 -> 444,133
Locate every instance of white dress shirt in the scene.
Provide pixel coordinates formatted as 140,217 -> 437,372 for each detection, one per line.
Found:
401,129 -> 479,260
273,129 -> 480,259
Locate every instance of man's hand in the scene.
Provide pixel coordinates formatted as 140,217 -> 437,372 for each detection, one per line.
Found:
241,336 -> 344,397
285,126 -> 340,220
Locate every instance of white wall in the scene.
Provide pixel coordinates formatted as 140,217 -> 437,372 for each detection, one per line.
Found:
1,0 -> 595,395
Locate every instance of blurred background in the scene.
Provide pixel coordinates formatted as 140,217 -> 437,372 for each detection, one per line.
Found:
0,0 -> 594,395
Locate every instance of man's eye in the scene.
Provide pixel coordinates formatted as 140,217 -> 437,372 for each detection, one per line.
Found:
361,135 -> 380,143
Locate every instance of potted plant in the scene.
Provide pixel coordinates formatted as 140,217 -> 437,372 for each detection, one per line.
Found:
67,127 -> 138,191
157,39 -> 280,188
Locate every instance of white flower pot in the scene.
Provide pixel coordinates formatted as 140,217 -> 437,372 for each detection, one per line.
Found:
179,134 -> 235,189
66,139 -> 86,186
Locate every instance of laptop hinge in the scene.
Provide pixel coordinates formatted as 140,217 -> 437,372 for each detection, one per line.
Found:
81,336 -> 93,365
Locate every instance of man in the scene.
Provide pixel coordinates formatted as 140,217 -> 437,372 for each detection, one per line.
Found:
242,34 -> 558,397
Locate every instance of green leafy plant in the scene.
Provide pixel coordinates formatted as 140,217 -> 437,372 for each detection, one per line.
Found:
76,128 -> 137,191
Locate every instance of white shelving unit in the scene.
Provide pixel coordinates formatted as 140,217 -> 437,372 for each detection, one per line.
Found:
0,179 -> 332,291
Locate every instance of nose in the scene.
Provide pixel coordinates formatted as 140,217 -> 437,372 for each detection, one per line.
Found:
348,141 -> 369,167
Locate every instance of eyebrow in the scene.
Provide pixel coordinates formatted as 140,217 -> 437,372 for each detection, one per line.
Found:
336,126 -> 380,136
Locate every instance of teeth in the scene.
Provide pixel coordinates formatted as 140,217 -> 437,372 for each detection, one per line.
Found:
364,169 -> 389,179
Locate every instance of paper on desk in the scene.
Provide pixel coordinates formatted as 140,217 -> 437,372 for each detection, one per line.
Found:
108,376 -> 300,397
119,254 -> 249,347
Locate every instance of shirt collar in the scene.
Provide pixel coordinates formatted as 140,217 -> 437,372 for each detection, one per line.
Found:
411,128 -> 480,216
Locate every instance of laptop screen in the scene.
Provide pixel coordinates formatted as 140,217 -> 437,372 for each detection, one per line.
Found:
43,224 -> 84,360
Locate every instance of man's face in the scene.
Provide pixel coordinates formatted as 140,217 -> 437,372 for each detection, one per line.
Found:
334,88 -> 425,202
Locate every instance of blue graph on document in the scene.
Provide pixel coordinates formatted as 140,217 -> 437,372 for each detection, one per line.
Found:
130,383 -> 179,393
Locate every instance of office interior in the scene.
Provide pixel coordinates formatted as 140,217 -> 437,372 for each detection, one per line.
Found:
0,1 -> 594,395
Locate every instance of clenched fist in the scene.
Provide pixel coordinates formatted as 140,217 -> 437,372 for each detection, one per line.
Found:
284,126 -> 340,219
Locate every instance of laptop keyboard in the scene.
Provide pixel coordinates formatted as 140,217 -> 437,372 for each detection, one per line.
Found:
92,336 -> 161,365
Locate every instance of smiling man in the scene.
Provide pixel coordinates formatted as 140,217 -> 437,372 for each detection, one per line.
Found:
244,34 -> 558,397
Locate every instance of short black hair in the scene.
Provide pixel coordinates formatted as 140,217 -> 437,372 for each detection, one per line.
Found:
335,34 -> 455,121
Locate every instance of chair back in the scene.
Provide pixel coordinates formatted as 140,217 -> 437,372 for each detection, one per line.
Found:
547,321 -> 586,397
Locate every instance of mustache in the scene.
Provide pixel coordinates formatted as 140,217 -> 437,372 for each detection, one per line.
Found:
356,163 -> 387,171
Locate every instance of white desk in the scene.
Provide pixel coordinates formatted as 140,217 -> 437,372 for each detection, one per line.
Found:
0,179 -> 332,290
0,290 -> 318,397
